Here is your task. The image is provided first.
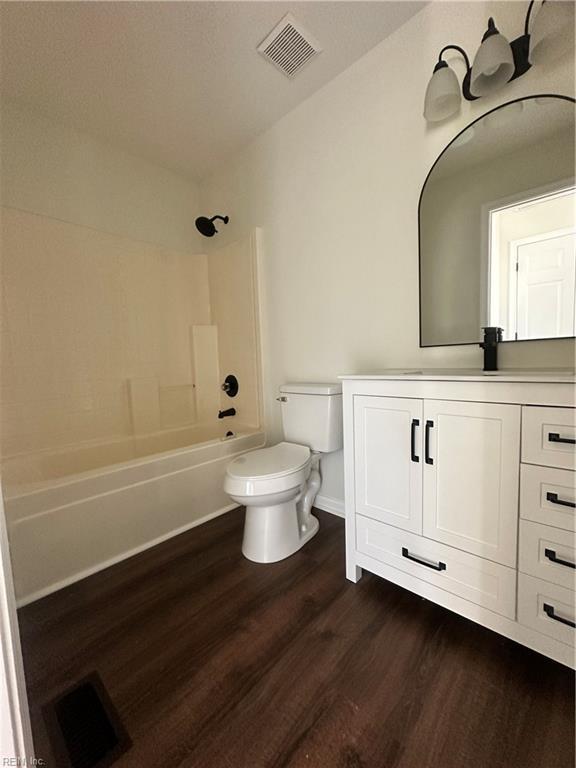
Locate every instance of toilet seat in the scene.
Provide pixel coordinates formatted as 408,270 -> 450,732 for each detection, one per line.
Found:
225,442 -> 310,496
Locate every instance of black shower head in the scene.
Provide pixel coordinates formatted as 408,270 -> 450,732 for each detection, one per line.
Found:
195,214 -> 229,238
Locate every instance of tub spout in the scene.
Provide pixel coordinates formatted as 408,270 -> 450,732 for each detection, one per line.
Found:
218,407 -> 236,419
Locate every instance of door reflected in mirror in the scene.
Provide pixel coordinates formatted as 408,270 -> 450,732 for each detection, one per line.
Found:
488,187 -> 575,341
419,95 -> 576,347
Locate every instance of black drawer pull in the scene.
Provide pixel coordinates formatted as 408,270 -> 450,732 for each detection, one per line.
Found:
548,432 -> 576,445
411,419 -> 420,463
424,420 -> 434,465
544,548 -> 576,569
546,492 -> 576,509
543,603 -> 576,629
402,547 -> 446,571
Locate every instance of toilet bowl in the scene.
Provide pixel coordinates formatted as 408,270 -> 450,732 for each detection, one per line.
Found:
225,442 -> 320,562
224,382 -> 343,563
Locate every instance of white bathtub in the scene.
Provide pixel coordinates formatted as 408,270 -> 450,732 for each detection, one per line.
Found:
3,424 -> 265,605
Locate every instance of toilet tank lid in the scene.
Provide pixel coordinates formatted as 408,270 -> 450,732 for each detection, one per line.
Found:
279,382 -> 342,396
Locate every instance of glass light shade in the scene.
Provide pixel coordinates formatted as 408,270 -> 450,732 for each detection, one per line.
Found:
470,33 -> 515,96
529,0 -> 575,65
423,65 -> 461,122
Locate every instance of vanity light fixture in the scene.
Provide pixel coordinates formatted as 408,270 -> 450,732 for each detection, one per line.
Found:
423,0 -> 571,122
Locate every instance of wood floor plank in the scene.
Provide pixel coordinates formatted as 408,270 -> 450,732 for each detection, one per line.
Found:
18,509 -> 574,768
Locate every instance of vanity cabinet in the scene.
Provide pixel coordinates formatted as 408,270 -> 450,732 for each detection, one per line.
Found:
343,374 -> 576,668
354,396 -> 520,564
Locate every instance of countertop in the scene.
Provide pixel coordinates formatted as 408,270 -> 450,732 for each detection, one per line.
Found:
339,369 -> 576,384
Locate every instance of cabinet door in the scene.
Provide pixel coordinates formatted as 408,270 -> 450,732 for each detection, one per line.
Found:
423,400 -> 520,567
354,396 -> 423,533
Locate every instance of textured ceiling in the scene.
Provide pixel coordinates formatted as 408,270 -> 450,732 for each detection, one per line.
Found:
0,1 -> 425,181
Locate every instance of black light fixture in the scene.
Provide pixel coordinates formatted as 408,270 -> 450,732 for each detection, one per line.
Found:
195,214 -> 229,238
424,0 -> 573,122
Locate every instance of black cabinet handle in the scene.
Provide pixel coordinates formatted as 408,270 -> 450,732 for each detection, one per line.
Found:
544,548 -> 576,569
546,492 -> 576,509
424,420 -> 434,465
543,603 -> 576,629
548,432 -> 576,445
411,419 -> 420,463
402,547 -> 446,571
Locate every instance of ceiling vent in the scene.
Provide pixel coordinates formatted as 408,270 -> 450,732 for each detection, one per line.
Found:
257,14 -> 322,79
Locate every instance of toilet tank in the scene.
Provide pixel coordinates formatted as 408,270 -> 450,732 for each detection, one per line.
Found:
279,383 -> 343,453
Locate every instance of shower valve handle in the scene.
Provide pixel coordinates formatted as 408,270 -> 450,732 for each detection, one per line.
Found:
221,374 -> 239,398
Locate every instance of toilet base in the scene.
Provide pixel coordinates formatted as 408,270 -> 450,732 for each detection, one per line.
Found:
242,500 -> 320,563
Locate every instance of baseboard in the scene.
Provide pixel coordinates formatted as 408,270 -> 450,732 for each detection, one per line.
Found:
314,494 -> 345,518
16,503 -> 240,608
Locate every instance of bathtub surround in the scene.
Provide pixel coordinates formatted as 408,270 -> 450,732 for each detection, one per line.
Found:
207,230 -> 263,432
0,105 -> 264,602
199,1 -> 575,507
0,211 -> 263,602
0,218 -> 264,601
0,207 -> 211,458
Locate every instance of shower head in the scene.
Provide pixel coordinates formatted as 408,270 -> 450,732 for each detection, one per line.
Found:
195,214 -> 229,238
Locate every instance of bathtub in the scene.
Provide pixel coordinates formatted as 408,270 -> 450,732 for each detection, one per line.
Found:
3,424 -> 265,605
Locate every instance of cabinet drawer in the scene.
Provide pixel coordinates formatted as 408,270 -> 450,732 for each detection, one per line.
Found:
519,520 -> 576,590
356,515 -> 516,618
520,464 -> 576,532
522,407 -> 576,470
518,573 -> 576,647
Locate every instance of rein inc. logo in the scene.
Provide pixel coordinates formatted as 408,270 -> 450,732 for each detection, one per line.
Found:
2,758 -> 45,766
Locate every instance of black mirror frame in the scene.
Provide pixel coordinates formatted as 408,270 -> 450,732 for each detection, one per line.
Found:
418,93 -> 576,349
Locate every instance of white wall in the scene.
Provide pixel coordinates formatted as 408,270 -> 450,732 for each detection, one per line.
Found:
1,101 -> 201,252
199,1 -> 575,505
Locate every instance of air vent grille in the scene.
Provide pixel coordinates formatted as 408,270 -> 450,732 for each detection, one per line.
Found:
258,14 -> 322,79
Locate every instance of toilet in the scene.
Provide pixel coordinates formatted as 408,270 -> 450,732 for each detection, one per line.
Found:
224,382 -> 343,563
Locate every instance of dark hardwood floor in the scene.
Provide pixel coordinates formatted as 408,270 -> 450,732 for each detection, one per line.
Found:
18,509 -> 574,768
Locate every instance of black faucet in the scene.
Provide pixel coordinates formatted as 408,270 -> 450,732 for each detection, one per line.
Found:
480,327 -> 503,371
218,407 -> 236,419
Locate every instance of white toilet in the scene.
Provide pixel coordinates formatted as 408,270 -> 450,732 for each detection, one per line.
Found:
224,382 -> 343,563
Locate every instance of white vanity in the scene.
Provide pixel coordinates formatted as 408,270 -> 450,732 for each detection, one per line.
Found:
342,371 -> 575,668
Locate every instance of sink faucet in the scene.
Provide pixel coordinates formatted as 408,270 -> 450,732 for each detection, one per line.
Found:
480,327 -> 503,371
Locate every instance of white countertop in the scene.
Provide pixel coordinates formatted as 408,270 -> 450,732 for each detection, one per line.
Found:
339,369 -> 576,384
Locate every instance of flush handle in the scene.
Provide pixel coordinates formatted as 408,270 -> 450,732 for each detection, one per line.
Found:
276,396 -> 287,402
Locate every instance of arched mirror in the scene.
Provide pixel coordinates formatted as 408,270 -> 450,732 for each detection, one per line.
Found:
419,94 -> 576,347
